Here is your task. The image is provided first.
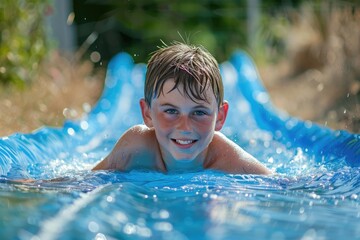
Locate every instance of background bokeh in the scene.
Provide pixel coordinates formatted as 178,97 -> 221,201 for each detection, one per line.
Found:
0,0 -> 359,135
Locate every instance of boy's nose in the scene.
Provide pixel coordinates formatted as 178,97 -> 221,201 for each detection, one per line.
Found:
177,115 -> 192,132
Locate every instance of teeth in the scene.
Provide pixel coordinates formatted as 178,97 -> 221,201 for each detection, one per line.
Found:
176,139 -> 194,145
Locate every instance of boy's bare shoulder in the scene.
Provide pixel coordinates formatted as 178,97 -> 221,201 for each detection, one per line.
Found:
108,125 -> 155,152
125,124 -> 156,143
117,124 -> 160,157
206,132 -> 271,175
93,125 -> 164,171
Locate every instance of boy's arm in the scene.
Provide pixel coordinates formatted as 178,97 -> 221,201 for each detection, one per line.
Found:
208,132 -> 272,175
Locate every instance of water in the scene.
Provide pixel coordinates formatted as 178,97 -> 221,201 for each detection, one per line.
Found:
2,169 -> 360,240
0,52 -> 359,240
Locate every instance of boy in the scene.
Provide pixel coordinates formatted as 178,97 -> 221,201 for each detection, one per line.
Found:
93,42 -> 271,174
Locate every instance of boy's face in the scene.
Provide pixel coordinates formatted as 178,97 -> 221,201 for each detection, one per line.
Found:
140,79 -> 228,168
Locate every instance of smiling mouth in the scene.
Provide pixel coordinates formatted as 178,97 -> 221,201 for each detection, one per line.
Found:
172,139 -> 197,145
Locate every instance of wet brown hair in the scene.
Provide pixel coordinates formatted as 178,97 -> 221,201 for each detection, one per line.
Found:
144,42 -> 223,107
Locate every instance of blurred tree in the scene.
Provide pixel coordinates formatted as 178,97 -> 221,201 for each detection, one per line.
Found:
73,0 -> 249,64
75,0 -> 359,65
2,0 -> 357,87
0,0 -> 50,87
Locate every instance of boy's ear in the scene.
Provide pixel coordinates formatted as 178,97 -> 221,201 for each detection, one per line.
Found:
215,101 -> 229,131
140,98 -> 153,127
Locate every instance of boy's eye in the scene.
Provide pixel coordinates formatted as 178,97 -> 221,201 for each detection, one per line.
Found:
193,110 -> 207,116
164,109 -> 178,114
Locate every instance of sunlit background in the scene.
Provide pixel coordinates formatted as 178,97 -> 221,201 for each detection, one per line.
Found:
0,0 -> 359,135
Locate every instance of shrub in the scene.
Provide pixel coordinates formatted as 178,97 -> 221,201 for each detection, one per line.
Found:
0,0 -> 50,87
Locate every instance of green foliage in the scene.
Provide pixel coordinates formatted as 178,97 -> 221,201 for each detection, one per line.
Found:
78,0 -> 359,65
0,0 -> 50,87
112,0 -> 249,62
74,0 -> 249,63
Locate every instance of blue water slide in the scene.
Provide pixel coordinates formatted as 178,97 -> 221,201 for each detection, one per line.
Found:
0,51 -> 358,179
229,51 -> 360,167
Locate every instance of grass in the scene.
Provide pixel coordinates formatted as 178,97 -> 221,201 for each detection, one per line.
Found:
0,52 -> 104,137
260,5 -> 360,133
